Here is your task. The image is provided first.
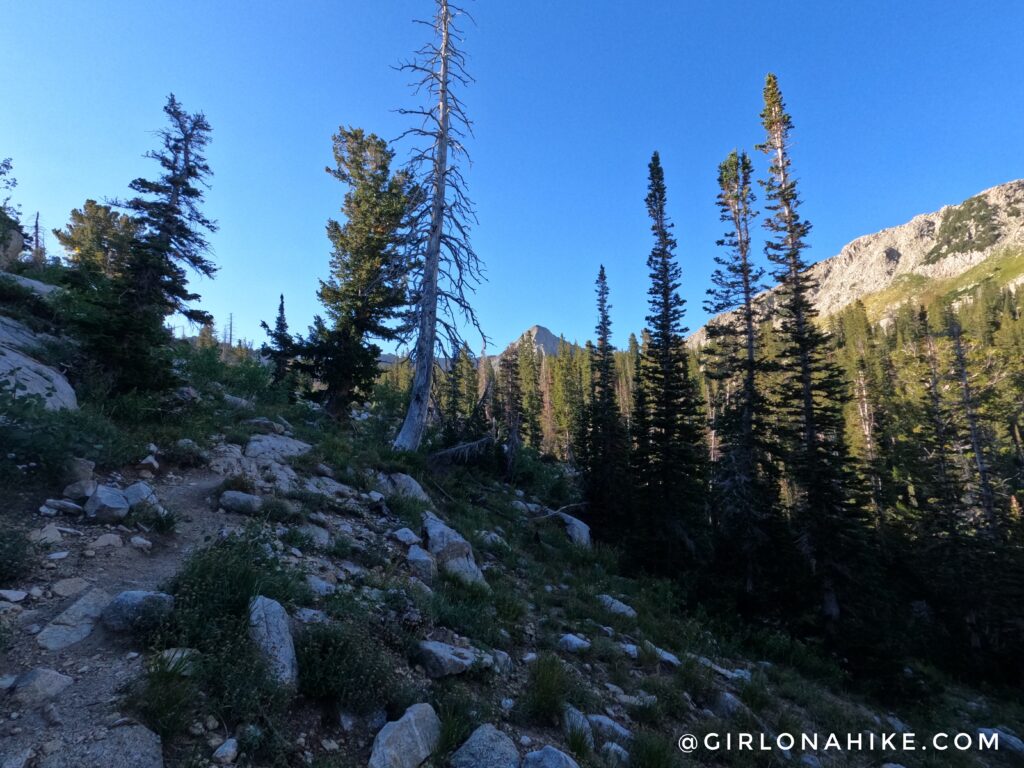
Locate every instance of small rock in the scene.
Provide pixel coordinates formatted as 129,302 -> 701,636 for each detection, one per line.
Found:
30,524 -> 63,545
42,499 -> 84,515
93,533 -> 123,548
407,545 -> 438,583
588,714 -> 632,744
418,640 -> 478,678
219,490 -> 264,515
123,481 -> 158,510
601,742 -> 630,767
563,705 -> 594,748
62,479 -> 97,501
213,737 -> 239,764
523,745 -> 581,768
248,596 -> 297,687
0,589 -> 27,603
391,527 -> 422,546
306,574 -> 336,597
597,594 -> 637,619
557,633 -> 591,653
84,485 -> 131,523
368,703 -> 441,768
450,724 -> 520,768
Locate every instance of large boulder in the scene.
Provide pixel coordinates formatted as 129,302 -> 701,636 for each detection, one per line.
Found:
36,588 -> 111,651
219,490 -> 263,515
84,485 -> 130,523
417,640 -> 478,678
597,594 -> 637,619
407,545 -> 437,583
523,746 -> 580,768
101,591 -> 174,633
450,724 -> 519,768
421,512 -> 488,588
123,481 -> 159,511
0,346 -> 77,410
248,596 -> 297,687
553,512 -> 590,548
368,703 -> 441,768
9,668 -> 73,704
244,434 -> 312,462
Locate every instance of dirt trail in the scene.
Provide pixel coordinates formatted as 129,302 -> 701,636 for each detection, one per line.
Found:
0,470 -> 226,766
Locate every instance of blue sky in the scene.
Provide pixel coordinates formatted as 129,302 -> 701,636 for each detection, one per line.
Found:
3,1 -> 1023,352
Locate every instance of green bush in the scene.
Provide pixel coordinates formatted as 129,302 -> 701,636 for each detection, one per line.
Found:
127,652 -> 199,740
296,621 -> 397,714
630,731 -> 680,768
430,575 -> 499,645
433,683 -> 482,757
519,653 -> 571,724
0,525 -> 33,582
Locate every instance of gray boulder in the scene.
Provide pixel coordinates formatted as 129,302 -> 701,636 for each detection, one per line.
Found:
0,346 -> 77,411
376,472 -> 432,505
10,668 -> 73,704
553,512 -> 590,548
600,742 -> 629,767
450,724 -> 519,768
391,527 -> 422,546
563,704 -> 594,748
248,596 -> 297,687
244,434 -> 312,462
418,640 -> 478,678
63,479 -> 97,500
84,485 -> 130,523
422,512 -> 488,589
587,714 -> 632,744
597,594 -> 637,619
123,481 -> 158,510
101,590 -> 174,633
36,588 -> 111,651
368,702 -> 441,768
219,490 -> 263,515
407,545 -> 438,583
557,633 -> 591,653
523,746 -> 580,768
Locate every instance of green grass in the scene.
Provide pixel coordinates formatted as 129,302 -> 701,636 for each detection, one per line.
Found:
0,524 -> 33,581
519,653 -> 572,725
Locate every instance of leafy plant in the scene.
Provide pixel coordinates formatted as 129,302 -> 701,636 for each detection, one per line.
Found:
296,620 -> 397,714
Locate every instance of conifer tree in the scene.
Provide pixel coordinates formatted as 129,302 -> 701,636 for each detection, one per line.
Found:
499,342 -> 523,457
758,74 -> 860,623
518,335 -> 543,448
704,149 -> 774,591
631,152 -> 707,563
583,266 -> 630,532
260,294 -> 295,387
297,127 -> 412,417
53,200 -> 138,277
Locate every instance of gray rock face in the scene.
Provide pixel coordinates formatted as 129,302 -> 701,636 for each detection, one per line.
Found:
407,545 -> 437,583
376,472 -> 432,504
600,742 -> 630,767
101,590 -> 174,633
84,485 -> 130,523
123,481 -> 158,510
563,704 -> 594,748
553,512 -> 590,548
0,346 -> 78,411
450,724 -> 520,768
219,490 -> 263,515
523,745 -> 580,768
587,714 -> 632,744
418,640 -> 478,678
63,479 -> 97,500
248,596 -> 297,687
244,434 -> 312,462
10,668 -> 73,704
557,633 -> 591,653
37,724 -> 163,768
422,512 -> 488,588
391,527 -> 422,546
597,594 -> 637,619
36,588 -> 111,651
368,702 -> 441,768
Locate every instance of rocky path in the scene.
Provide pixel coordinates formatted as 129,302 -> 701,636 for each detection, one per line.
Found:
1,470 -> 225,768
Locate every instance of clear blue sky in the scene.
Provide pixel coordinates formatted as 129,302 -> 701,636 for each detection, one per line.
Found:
3,1 -> 1022,351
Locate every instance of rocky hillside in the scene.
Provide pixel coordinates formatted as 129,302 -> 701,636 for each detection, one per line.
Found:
3,391 -> 1024,767
692,179 -> 1024,343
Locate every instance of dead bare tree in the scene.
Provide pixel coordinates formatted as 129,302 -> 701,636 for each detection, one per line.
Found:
393,0 -> 485,451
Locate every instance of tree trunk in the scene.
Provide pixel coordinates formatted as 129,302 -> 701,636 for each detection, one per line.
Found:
393,0 -> 452,451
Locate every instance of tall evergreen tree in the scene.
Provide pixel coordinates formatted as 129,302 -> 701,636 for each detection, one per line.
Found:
704,149 -> 773,593
758,73 -> 859,623
260,294 -> 295,387
583,266 -> 630,533
631,152 -> 707,563
297,127 -> 412,417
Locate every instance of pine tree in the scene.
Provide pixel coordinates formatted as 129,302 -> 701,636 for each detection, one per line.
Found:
499,342 -> 523,458
260,294 -> 294,387
53,199 -> 139,277
583,266 -> 630,533
121,94 -> 218,324
298,127 -> 412,418
518,335 -> 543,448
631,152 -> 707,564
704,149 -> 773,592
758,74 -> 859,623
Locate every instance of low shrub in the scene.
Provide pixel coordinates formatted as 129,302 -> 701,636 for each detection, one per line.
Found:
0,525 -> 33,582
296,620 -> 397,714
519,653 -> 571,724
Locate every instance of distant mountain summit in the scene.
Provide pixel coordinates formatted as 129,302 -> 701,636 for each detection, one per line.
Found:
693,179 -> 1024,343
